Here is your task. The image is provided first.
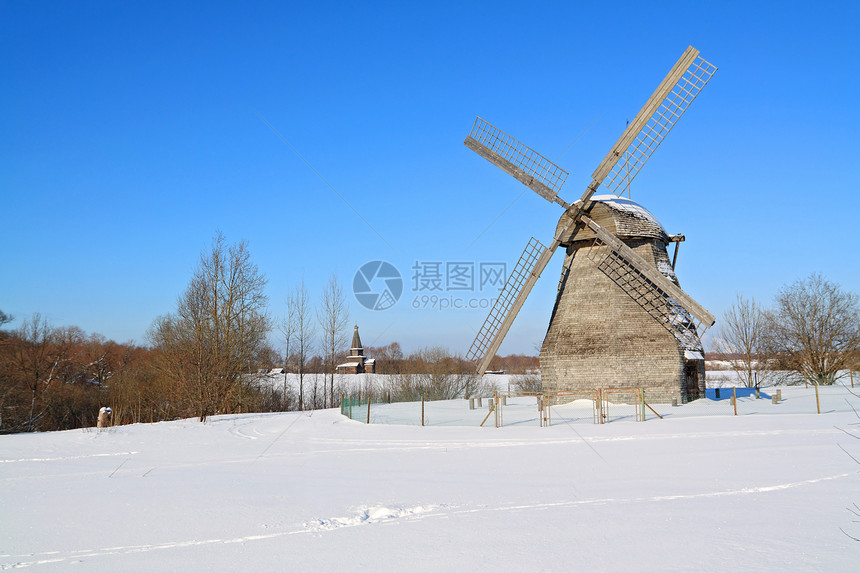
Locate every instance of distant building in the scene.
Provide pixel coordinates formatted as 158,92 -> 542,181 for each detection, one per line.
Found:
336,325 -> 376,374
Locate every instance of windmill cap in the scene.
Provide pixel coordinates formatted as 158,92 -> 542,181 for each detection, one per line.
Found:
558,195 -> 670,244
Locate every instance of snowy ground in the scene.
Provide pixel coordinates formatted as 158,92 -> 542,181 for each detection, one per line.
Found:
2,386 -> 859,571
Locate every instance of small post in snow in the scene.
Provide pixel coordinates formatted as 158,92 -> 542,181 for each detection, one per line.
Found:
97,407 -> 112,428
813,381 -> 821,414
732,387 -> 737,416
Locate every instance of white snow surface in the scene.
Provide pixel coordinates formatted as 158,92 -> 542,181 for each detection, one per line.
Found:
2,385 -> 859,571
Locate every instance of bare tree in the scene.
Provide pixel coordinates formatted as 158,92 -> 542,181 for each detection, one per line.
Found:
149,232 -> 270,421
14,314 -> 55,431
713,294 -> 771,387
9,314 -> 80,431
282,280 -> 315,410
365,342 -> 404,374
767,274 -> 860,386
318,274 -> 350,408
280,294 -> 295,408
511,373 -> 542,394
391,347 -> 482,401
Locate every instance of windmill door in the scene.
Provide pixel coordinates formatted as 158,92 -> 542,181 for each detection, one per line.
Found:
685,361 -> 700,400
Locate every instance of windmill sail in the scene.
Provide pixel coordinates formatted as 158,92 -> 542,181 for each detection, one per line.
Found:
465,117 -> 569,206
593,47 -> 717,196
582,215 -> 714,344
467,237 -> 555,374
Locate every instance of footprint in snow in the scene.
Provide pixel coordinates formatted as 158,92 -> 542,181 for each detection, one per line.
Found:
306,504 -> 439,531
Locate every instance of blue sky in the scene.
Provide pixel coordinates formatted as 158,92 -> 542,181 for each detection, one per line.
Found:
2,1 -> 858,356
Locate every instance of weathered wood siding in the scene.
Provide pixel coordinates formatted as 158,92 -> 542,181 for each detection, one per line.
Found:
540,232 -> 705,404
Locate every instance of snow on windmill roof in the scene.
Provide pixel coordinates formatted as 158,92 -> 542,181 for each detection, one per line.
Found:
563,194 -> 670,243
592,195 -> 664,228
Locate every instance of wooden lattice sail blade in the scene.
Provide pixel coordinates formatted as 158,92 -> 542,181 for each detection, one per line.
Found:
581,216 -> 714,345
465,117 -> 569,205
467,237 -> 555,375
592,47 -> 717,195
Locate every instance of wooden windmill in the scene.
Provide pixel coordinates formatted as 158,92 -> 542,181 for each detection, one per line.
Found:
465,46 -> 717,402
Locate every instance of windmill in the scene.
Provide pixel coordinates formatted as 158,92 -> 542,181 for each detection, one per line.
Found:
465,46 -> 717,403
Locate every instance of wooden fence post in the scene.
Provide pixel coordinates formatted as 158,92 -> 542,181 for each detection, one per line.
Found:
599,389 -> 604,424
480,404 -> 495,427
732,387 -> 737,416
814,382 -> 821,414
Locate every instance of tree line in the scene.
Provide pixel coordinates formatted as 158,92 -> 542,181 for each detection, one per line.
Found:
0,233 -> 536,433
712,273 -> 860,387
0,234 -> 345,432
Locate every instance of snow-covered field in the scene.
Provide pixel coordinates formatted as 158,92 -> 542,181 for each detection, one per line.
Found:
2,386 -> 859,571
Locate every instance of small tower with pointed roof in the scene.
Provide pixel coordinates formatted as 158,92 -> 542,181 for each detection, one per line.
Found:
336,325 -> 376,374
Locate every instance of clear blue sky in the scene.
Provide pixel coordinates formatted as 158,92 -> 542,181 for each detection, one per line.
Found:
2,1 -> 858,356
